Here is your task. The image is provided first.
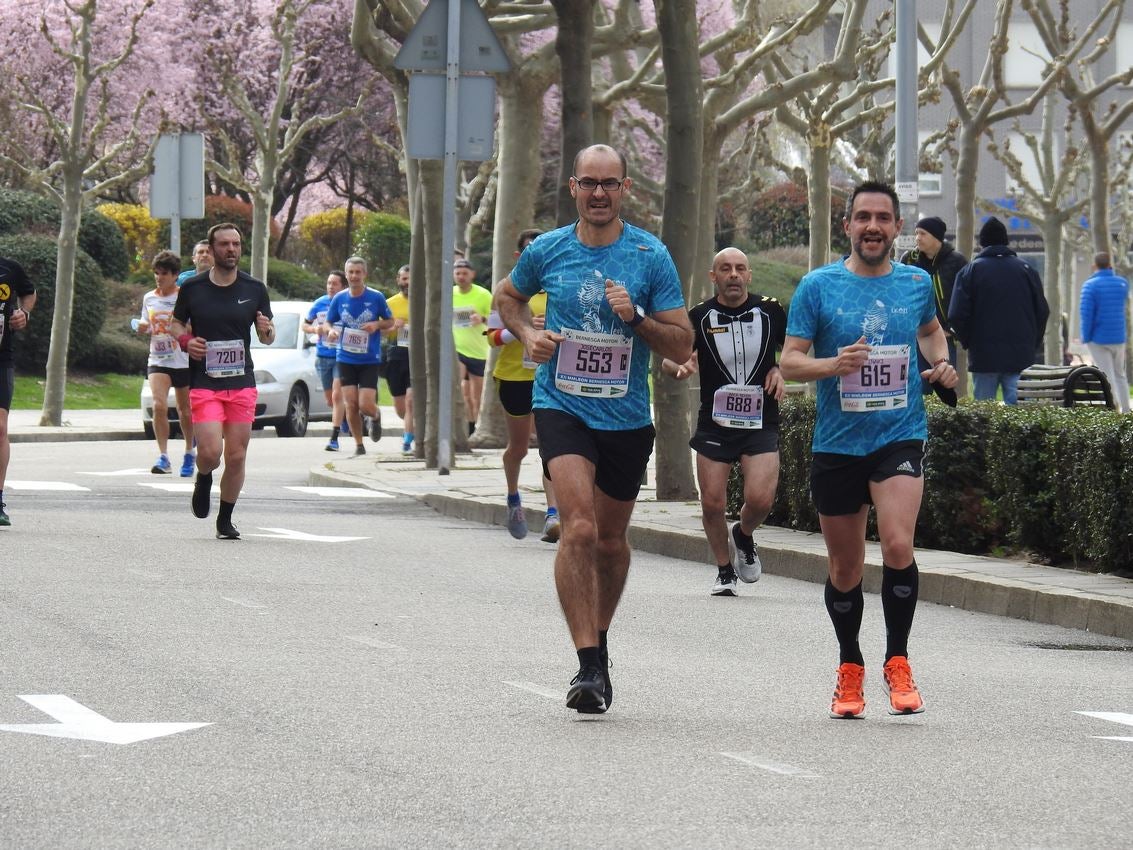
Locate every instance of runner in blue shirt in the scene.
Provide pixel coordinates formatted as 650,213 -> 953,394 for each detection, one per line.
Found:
496,144 -> 692,715
324,257 -> 393,457
304,270 -> 347,451
781,180 -> 958,720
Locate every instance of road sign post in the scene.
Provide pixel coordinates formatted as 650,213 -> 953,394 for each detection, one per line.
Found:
396,0 -> 509,475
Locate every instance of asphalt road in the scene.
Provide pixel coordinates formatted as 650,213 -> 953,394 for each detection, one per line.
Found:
1,437 -> 1130,848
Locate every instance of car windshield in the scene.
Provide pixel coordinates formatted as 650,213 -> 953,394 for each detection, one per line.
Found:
251,311 -> 299,349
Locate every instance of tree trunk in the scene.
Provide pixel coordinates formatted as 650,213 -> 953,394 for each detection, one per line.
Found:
250,168 -> 274,285
418,158 -> 446,469
39,178 -> 83,427
472,75 -> 546,448
653,0 -> 702,501
806,133 -> 833,272
1040,214 -> 1061,366
951,122 -> 983,396
551,0 -> 595,226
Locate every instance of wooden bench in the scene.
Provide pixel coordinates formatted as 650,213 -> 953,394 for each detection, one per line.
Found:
1016,363 -> 1116,409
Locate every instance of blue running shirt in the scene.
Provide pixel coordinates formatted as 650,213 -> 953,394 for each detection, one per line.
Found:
786,260 -> 936,455
326,287 -> 392,365
510,222 -> 686,430
306,294 -> 336,358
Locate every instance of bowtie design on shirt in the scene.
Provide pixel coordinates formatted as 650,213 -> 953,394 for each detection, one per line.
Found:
716,312 -> 754,325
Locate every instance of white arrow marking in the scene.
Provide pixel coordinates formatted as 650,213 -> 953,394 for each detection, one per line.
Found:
138,483 -> 218,493
5,481 -> 90,492
720,752 -> 822,778
0,695 -> 210,745
79,469 -> 153,477
503,681 -> 561,700
1077,711 -> 1133,741
244,528 -> 369,542
287,486 -> 394,499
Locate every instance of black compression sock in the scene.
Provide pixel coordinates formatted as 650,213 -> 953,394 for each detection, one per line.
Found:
217,499 -> 235,526
598,630 -> 608,650
825,578 -> 865,666
577,646 -> 601,669
882,561 -> 920,661
331,426 -> 340,440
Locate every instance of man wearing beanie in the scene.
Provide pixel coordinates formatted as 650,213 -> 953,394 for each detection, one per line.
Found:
900,215 -> 967,383
948,216 -> 1050,403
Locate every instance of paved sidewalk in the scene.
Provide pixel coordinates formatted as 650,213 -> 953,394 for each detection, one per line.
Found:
310,446 -> 1133,642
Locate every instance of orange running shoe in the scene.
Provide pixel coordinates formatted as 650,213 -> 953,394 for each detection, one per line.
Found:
883,655 -> 925,715
830,662 -> 866,719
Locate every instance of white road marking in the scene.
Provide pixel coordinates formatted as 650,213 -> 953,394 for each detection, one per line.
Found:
719,752 -> 822,778
244,528 -> 369,543
125,568 -> 164,580
1077,711 -> 1133,741
503,681 -> 561,700
221,597 -> 264,609
138,483 -> 199,493
5,481 -> 90,492
79,469 -> 153,476
0,695 -> 210,745
345,635 -> 404,651
286,486 -> 394,499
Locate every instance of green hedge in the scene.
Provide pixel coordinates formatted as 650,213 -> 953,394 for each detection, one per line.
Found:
0,189 -> 129,280
727,395 -> 1133,572
0,234 -> 106,375
75,328 -> 148,374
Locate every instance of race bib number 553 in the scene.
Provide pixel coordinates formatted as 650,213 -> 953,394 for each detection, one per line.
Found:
554,327 -> 632,398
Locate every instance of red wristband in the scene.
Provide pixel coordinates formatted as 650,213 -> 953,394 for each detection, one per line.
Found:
178,334 -> 193,350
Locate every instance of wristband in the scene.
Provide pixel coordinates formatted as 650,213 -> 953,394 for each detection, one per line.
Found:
932,357 -> 949,367
178,334 -> 193,350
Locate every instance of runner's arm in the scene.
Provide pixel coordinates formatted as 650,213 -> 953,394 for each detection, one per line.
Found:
660,350 -> 698,380
780,334 -> 870,381
916,319 -> 958,387
630,306 -> 693,364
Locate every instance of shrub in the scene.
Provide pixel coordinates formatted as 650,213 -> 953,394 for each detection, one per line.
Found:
747,182 -> 849,255
0,189 -> 130,280
353,212 -> 411,289
0,234 -> 106,375
75,327 -> 148,374
261,256 -> 323,301
299,207 -> 373,272
96,203 -> 160,273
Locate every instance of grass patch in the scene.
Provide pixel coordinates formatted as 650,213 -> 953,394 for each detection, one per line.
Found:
12,372 -> 143,410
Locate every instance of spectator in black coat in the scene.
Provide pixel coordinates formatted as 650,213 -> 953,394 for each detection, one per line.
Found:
948,216 -> 1050,404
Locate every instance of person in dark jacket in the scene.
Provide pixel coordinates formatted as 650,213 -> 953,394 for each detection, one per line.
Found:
1079,251 -> 1130,412
948,216 -> 1050,404
900,215 -> 967,391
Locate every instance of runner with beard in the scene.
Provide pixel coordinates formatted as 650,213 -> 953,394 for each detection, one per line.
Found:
662,247 -> 786,597
779,181 -> 958,719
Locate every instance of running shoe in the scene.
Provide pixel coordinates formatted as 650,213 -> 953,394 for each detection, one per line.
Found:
369,412 -> 382,442
711,568 -> 738,597
151,454 -> 171,474
192,471 -> 212,519
325,437 -> 340,452
540,513 -> 561,543
600,646 -> 613,709
340,420 -> 350,437
830,662 -> 867,719
216,521 -> 240,540
353,444 -> 366,457
731,522 -> 762,583
507,501 -> 528,539
180,452 -> 195,478
883,656 -> 925,715
401,436 -> 413,454
566,665 -> 606,714
0,502 -> 9,527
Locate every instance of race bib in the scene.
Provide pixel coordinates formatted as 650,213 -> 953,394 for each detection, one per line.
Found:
711,384 -> 764,429
397,324 -> 410,348
453,307 -> 475,328
554,327 -> 631,398
341,326 -> 370,354
205,339 -> 246,378
150,334 -> 176,361
839,344 -> 910,411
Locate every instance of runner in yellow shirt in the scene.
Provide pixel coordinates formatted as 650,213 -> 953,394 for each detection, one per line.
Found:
384,265 -> 414,454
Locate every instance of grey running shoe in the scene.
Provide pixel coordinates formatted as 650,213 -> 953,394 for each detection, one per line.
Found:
507,501 -> 528,539
354,444 -> 366,457
151,454 -> 171,474
0,502 -> 9,527
731,523 -> 762,583
369,413 -> 382,442
711,568 -> 738,597
540,513 -> 561,543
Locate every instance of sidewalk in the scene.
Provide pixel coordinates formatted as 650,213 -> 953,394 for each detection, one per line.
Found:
310,444 -> 1133,642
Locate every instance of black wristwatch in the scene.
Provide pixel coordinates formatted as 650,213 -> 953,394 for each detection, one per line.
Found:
626,304 -> 646,328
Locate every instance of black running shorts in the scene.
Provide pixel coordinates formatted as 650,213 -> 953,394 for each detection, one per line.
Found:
0,365 -> 12,410
147,365 -> 191,388
810,439 -> 925,516
534,407 -> 655,503
690,423 -> 779,464
337,361 -> 380,389
385,356 -> 411,397
497,379 -> 533,417
458,353 -> 486,378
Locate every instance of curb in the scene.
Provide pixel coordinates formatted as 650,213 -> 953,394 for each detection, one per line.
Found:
10,430 -> 146,444
323,479 -> 1133,642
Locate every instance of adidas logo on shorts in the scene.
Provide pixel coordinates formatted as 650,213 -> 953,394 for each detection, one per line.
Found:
896,460 -> 915,474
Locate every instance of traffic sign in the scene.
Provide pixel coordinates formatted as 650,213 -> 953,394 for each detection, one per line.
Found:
150,133 -> 205,219
394,0 -> 510,73
406,74 -> 496,161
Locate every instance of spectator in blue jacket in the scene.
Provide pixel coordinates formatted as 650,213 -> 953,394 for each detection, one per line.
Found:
1080,251 -> 1130,413
949,216 -> 1050,404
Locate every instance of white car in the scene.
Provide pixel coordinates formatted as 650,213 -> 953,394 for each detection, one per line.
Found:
140,299 -> 331,438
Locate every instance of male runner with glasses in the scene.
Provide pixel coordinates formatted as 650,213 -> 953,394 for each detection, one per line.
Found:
496,144 -> 692,714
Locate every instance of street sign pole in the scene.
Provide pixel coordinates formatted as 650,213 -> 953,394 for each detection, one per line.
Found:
894,0 -> 919,250
436,0 -> 464,476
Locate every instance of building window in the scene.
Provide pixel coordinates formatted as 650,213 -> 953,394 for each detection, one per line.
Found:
1004,21 -> 1050,88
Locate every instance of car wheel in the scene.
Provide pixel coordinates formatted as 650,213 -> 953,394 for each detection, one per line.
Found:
276,384 -> 309,437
